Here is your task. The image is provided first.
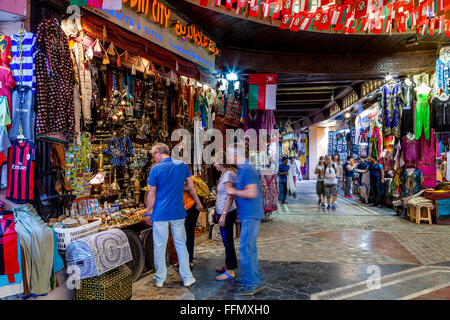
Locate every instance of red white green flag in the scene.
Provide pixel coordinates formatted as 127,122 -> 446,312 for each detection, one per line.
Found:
270,0 -> 283,18
280,14 -> 292,28
236,0 -> 247,14
248,4 -> 260,17
70,0 -> 122,9
282,0 -> 295,16
249,74 -> 277,110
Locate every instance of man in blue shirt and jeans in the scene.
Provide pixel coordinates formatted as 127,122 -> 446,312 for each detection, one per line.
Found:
145,143 -> 203,288
226,143 -> 265,295
278,157 -> 290,204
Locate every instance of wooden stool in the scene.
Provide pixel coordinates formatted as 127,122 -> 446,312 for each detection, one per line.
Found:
407,204 -> 416,221
415,203 -> 434,225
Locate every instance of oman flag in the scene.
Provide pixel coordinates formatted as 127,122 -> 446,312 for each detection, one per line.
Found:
249,74 -> 277,110
70,0 -> 122,9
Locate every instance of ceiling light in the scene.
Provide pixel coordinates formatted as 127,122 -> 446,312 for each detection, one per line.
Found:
345,112 -> 351,118
385,74 -> 393,81
226,72 -> 238,81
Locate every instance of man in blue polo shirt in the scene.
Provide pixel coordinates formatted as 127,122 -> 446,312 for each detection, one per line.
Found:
145,143 -> 203,288
226,142 -> 265,295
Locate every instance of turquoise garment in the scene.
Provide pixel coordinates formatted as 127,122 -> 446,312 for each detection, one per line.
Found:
52,230 -> 64,273
436,57 -> 450,95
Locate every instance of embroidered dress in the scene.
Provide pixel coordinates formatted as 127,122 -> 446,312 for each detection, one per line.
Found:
260,174 -> 278,212
401,81 -> 416,136
224,94 -> 241,127
400,168 -> 424,197
435,57 -> 450,95
401,135 -> 419,168
380,83 -> 404,138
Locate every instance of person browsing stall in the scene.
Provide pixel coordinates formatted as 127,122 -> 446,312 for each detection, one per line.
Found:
278,157 -> 290,204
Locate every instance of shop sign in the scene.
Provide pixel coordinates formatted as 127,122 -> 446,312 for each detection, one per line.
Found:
174,21 -> 219,56
89,5 -> 216,70
282,132 -> 295,140
123,0 -> 171,28
329,104 -> 340,117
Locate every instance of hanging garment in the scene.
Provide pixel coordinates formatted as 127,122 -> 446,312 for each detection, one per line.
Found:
0,233 -> 23,299
9,85 -> 35,142
0,35 -> 12,67
402,135 -> 419,168
369,126 -> 382,161
13,204 -> 54,295
261,110 -> 275,138
431,96 -> 450,132
418,165 -> 436,188
7,140 -> 35,201
402,80 -> 417,110
35,19 -> 75,138
418,128 -> 436,166
393,173 -> 402,198
400,168 -> 424,197
381,150 -> 394,173
380,83 -> 404,138
9,31 -> 36,93
215,90 -> 225,116
72,42 -> 92,126
224,94 -> 241,128
0,66 -> 15,119
298,133 -> 308,156
0,214 -> 20,281
246,110 -> 260,132
435,56 -> 450,95
260,174 -> 278,212
414,93 -> 431,140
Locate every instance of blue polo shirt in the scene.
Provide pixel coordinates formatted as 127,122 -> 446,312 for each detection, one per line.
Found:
369,163 -> 384,181
278,163 -> 290,183
235,162 -> 264,221
147,157 -> 191,221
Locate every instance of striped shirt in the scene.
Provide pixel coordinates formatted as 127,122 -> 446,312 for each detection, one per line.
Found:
9,31 -> 36,93
7,140 -> 35,201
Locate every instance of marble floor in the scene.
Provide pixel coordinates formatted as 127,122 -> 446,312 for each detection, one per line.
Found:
132,180 -> 450,300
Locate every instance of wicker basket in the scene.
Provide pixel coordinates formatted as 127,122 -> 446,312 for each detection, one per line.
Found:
54,218 -> 101,251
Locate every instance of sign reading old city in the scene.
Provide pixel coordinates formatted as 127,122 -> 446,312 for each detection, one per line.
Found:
123,0 -> 219,55
174,21 -> 219,56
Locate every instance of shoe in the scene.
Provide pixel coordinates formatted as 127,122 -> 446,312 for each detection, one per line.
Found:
345,196 -> 350,199
321,203 -> 325,208
327,205 -> 331,210
348,196 -> 354,199
155,281 -> 164,288
318,200 -> 321,205
332,205 -> 336,210
184,278 -> 196,287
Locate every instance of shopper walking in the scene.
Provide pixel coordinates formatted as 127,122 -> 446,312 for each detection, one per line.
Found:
315,156 -> 326,207
358,156 -> 384,207
145,143 -> 203,288
289,157 -> 300,186
343,155 -> 358,198
323,156 -> 338,210
357,156 -> 370,203
183,184 -> 201,269
226,143 -> 265,295
213,152 -> 238,281
333,153 -> 343,190
278,157 -> 289,204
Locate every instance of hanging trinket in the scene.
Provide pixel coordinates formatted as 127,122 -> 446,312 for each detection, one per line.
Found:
166,76 -> 170,87
103,25 -> 107,42
107,42 -> 116,55
117,55 -> 121,67
86,46 -> 94,60
176,61 -> 179,71
123,50 -> 129,62
94,39 -> 102,53
103,53 -> 110,65
137,55 -> 143,67
131,63 -> 136,75
143,65 -> 148,79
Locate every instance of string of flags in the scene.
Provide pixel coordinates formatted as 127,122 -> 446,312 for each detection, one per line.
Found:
205,0 -> 450,36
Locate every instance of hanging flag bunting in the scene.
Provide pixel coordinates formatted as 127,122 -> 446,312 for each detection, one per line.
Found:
282,0 -> 295,16
318,9 -> 333,29
290,13 -> 302,31
299,11 -> 315,30
354,0 -> 369,19
70,0 -> 122,10
248,74 -> 277,110
429,17 -> 437,34
439,15 -> 445,33
270,0 -> 283,18
312,8 -> 323,26
215,0 -> 222,6
200,0 -> 209,6
445,19 -> 450,37
299,0 -> 311,11
334,1 -> 352,31
236,0 -> 247,14
279,14 -> 292,29
226,0 -> 233,10
248,3 -> 260,17
262,1 -> 271,17
396,11 -> 407,33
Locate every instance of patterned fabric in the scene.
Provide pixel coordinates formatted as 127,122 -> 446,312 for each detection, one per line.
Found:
35,19 -> 75,138
418,128 -> 435,166
260,174 -> 279,212
381,151 -> 394,173
435,57 -> 450,95
224,94 -> 241,127
400,168 -> 424,197
402,135 -> 419,168
380,83 -> 404,138
418,165 -> 436,189
0,214 -> 19,281
65,229 -> 132,280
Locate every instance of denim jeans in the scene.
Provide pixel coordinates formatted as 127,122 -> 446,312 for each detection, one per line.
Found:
279,181 -> 287,202
239,219 -> 261,289
344,177 -> 353,196
370,178 -> 383,206
152,219 -> 194,285
184,206 -> 199,263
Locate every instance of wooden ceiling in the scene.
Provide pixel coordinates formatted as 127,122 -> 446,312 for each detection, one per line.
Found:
165,0 -> 449,127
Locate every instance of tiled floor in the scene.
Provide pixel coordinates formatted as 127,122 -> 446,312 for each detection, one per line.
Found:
132,180 -> 450,300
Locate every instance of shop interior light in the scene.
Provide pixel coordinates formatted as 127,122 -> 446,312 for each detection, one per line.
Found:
345,112 -> 351,118
226,72 -> 238,81
385,74 -> 393,81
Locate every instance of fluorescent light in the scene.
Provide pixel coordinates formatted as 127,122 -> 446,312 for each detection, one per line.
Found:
385,75 -> 393,81
226,72 -> 238,81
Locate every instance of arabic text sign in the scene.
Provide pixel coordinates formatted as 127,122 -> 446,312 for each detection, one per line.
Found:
90,6 -> 215,70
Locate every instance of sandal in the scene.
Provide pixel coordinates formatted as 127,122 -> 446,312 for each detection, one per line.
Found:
215,266 -> 226,273
216,272 -> 235,281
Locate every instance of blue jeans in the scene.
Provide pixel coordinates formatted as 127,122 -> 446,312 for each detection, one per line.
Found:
239,219 -> 261,289
152,219 -> 194,285
279,181 -> 287,202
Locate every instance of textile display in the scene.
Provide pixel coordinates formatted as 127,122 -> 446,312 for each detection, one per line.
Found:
7,140 -> 35,201
65,229 -> 132,280
380,83 -> 404,138
401,135 -> 419,168
0,235 -> 23,299
13,204 -> 54,295
0,214 -> 19,282
224,94 -> 242,127
415,92 -> 431,140
431,96 -> 450,132
260,174 -> 278,212
400,168 -> 424,197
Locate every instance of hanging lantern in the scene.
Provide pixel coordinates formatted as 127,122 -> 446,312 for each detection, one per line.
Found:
94,39 -> 102,53
103,53 -> 110,65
